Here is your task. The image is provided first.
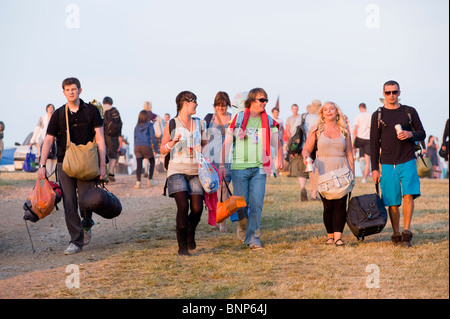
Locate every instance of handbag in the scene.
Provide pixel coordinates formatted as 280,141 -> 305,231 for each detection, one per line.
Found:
62,104 -> 100,180
22,147 -> 37,172
346,183 -> 388,241
317,166 -> 354,200
216,179 -> 246,224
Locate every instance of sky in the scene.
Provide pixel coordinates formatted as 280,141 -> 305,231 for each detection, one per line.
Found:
0,0 -> 449,156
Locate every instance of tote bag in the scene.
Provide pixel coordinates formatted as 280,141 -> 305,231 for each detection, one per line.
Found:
317,166 -> 354,200
62,105 -> 100,180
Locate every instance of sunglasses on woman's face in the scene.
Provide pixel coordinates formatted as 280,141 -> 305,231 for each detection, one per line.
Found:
256,98 -> 268,103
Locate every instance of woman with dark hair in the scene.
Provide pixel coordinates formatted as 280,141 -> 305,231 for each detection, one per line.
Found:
302,102 -> 355,246
160,91 -> 207,255
221,88 -> 283,250
134,110 -> 158,189
204,91 -> 232,231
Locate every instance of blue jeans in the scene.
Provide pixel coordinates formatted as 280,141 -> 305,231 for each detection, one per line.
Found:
231,167 -> 267,248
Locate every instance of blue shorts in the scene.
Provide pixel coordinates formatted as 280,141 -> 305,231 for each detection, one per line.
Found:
167,174 -> 204,198
380,159 -> 421,206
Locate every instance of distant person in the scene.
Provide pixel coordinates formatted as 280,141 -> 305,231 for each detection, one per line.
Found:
37,77 -> 107,255
370,80 -> 426,247
353,103 -> 372,183
440,118 -> 449,178
0,121 -> 5,161
30,104 -> 57,175
160,91 -> 207,256
103,96 -> 122,182
285,103 -> 302,178
221,88 -> 283,250
0,120 -> 4,162
302,102 -> 354,246
302,100 -> 321,201
426,136 -> 440,179
133,110 -> 159,189
204,91 -> 232,231
143,101 -> 163,177
271,106 -> 284,146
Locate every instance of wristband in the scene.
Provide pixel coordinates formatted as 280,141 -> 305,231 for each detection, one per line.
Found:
39,164 -> 46,168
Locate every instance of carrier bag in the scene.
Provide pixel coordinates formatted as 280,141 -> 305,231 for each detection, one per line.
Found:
346,183 -> 387,241
81,183 -> 122,219
22,147 -> 37,172
27,178 -> 56,220
196,152 -> 220,194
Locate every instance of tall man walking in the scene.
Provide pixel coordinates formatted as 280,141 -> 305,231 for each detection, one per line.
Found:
370,80 -> 426,247
37,77 -> 107,254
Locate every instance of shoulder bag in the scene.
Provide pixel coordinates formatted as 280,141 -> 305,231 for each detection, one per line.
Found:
317,166 -> 354,200
62,104 -> 100,180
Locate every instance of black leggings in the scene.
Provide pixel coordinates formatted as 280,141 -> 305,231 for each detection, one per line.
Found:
135,157 -> 155,181
173,192 -> 203,231
320,194 -> 348,233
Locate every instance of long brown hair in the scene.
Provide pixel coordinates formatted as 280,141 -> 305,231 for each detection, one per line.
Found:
137,110 -> 150,124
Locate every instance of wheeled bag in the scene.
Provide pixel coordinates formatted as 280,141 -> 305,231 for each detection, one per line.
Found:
346,184 -> 387,241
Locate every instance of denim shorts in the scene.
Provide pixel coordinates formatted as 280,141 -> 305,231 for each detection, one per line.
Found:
167,174 -> 204,197
380,159 -> 421,206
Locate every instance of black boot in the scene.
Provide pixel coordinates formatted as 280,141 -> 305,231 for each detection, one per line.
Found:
176,228 -> 190,256
187,227 -> 196,250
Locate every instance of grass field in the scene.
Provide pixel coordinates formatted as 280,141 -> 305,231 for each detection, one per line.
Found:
17,174 -> 447,300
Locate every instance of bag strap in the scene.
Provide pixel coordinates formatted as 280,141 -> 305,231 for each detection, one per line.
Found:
65,104 -> 71,148
220,179 -> 233,202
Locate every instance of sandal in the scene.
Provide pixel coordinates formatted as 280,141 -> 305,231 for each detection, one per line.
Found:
334,239 -> 346,246
325,237 -> 334,245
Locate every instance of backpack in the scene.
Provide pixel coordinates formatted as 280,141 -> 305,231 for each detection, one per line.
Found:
287,113 -> 307,155
104,107 -> 122,136
153,117 -> 163,139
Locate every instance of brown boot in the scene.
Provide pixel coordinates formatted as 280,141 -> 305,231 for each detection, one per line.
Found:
391,232 -> 402,245
401,230 -> 413,248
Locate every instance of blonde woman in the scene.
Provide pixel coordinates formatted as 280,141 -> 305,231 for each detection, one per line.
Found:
302,102 -> 354,246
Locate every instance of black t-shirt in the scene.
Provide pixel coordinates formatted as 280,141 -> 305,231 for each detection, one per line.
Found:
47,99 -> 103,162
370,104 -> 426,171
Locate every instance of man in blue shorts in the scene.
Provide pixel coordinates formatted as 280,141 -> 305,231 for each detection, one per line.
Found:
370,80 -> 426,247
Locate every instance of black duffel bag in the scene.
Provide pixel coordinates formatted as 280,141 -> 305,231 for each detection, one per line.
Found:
81,183 -> 122,219
346,183 -> 387,241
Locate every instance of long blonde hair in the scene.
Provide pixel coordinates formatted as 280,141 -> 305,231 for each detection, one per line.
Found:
315,101 -> 349,137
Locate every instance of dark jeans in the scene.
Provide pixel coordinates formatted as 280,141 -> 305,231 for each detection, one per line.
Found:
57,163 -> 96,248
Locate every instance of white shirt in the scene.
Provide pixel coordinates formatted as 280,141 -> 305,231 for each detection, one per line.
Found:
354,111 -> 371,140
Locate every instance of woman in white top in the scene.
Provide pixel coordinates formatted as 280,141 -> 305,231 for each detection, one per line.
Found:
30,103 -> 57,176
160,91 -> 207,256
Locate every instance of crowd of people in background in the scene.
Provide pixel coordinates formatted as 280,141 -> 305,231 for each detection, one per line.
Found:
2,77 -> 448,256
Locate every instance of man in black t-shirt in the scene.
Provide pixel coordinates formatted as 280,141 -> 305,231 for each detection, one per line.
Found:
37,77 -> 107,255
370,80 -> 426,248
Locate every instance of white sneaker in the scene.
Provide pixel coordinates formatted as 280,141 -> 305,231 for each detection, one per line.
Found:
64,243 -> 82,255
84,228 -> 91,245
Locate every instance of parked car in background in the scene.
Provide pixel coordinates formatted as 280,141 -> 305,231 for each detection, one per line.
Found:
14,132 -> 38,170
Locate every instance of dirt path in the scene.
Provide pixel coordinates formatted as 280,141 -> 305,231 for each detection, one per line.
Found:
0,172 -> 174,282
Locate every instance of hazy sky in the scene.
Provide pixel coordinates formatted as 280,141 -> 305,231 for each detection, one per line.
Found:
0,0 -> 448,151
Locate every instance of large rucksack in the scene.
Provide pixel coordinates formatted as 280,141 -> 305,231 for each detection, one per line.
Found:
104,107 -> 123,136
287,113 -> 307,155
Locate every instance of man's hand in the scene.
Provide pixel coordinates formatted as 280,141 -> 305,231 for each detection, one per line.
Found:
397,130 -> 413,140
372,170 -> 380,184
